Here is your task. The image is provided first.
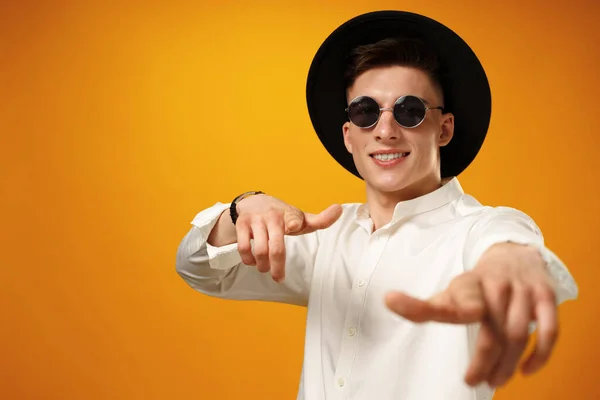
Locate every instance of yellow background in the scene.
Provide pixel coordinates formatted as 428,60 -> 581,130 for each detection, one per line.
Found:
1,0 -> 598,399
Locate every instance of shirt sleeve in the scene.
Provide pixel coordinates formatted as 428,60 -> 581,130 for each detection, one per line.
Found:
463,206 -> 579,306
175,202 -> 319,307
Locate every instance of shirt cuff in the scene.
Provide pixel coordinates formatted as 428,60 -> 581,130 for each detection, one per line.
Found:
206,241 -> 243,270
189,202 -> 243,270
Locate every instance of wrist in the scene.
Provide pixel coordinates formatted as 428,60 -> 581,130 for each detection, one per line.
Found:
229,191 -> 265,224
478,242 -> 546,270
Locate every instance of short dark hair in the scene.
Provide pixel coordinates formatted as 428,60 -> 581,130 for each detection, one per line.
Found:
344,37 -> 444,101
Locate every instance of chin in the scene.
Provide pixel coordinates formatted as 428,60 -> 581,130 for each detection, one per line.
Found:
375,179 -> 412,194
366,171 -> 414,194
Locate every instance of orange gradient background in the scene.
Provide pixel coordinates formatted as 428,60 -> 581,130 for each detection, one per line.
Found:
1,1 -> 598,399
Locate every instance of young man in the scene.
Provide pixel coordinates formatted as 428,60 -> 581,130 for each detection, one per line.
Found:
176,11 -> 578,400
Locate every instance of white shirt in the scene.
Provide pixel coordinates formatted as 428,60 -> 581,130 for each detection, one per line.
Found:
176,178 -> 578,400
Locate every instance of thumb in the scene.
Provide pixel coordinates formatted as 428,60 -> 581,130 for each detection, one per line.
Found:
284,204 -> 343,235
283,206 -> 307,234
302,204 -> 343,233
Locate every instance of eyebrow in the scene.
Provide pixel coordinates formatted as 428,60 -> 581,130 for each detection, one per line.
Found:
419,96 -> 431,106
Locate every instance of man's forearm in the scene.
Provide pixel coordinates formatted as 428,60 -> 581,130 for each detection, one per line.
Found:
207,210 -> 237,247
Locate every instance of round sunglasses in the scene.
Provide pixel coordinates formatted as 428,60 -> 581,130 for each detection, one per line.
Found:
345,95 -> 444,129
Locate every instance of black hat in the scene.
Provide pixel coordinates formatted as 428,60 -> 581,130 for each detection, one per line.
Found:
306,10 -> 492,179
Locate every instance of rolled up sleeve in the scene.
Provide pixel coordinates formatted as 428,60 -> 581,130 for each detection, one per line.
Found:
175,202 -> 318,307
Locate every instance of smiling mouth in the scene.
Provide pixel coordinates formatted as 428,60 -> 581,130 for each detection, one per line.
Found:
370,152 -> 410,161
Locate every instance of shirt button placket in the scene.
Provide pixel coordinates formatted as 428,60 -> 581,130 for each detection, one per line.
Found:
334,233 -> 389,395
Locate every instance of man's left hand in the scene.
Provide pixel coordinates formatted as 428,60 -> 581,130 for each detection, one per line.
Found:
384,242 -> 558,388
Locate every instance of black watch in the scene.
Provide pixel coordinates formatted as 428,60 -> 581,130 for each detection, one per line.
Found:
229,191 -> 264,225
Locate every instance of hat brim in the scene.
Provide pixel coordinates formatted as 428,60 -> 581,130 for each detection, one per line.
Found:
306,10 -> 492,179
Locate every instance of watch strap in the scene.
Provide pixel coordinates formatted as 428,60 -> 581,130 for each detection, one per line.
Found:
229,191 -> 265,225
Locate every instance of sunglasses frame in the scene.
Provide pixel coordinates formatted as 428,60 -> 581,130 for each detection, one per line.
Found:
345,95 -> 445,129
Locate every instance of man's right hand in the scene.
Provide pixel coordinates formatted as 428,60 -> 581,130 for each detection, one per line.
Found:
234,194 -> 343,282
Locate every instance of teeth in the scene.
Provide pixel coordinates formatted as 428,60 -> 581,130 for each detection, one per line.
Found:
373,153 -> 407,161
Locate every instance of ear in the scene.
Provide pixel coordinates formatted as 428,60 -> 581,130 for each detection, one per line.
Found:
438,113 -> 454,147
343,122 -> 353,154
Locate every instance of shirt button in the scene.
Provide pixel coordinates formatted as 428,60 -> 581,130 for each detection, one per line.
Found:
358,280 -> 365,287
348,327 -> 356,336
338,377 -> 345,387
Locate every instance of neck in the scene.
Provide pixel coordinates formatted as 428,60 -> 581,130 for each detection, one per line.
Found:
365,174 -> 446,231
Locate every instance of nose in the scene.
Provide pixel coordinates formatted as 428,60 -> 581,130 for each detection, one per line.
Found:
374,108 -> 399,141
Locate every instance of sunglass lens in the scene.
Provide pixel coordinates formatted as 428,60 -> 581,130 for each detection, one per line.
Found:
394,96 -> 426,128
348,96 -> 379,128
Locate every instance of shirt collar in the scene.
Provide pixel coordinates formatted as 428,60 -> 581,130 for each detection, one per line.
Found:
355,177 -> 464,226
